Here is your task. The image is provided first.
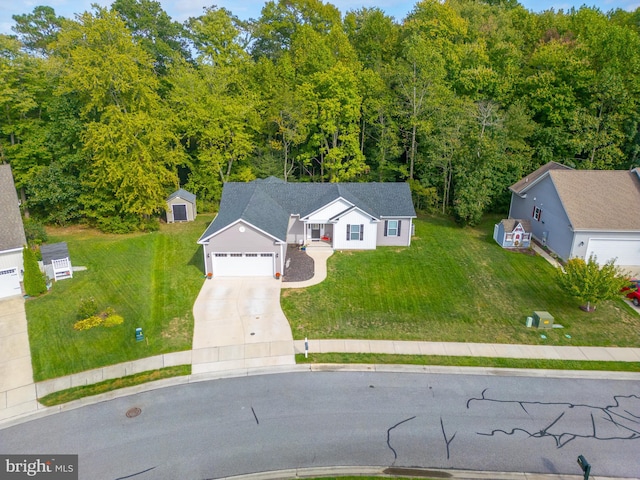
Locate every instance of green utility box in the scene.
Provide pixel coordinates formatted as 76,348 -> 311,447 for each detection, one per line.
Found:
533,311 -> 554,329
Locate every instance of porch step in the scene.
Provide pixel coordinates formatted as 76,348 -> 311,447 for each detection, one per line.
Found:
304,242 -> 333,251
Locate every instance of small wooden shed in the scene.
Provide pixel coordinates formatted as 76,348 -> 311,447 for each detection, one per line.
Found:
167,188 -> 197,223
493,219 -> 532,249
40,242 -> 73,281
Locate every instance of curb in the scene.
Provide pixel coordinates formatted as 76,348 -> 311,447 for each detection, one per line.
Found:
217,465 -> 633,480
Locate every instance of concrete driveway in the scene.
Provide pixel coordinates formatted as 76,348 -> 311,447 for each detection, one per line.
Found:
0,297 -> 37,421
192,277 -> 295,374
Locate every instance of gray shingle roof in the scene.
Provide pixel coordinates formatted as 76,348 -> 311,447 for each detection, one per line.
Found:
41,242 -> 70,265
0,164 -> 27,252
167,188 -> 196,203
198,180 -> 416,243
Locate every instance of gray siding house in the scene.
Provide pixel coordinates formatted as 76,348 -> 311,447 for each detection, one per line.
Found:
0,164 -> 26,299
509,161 -> 640,269
197,178 -> 416,277
166,188 -> 196,223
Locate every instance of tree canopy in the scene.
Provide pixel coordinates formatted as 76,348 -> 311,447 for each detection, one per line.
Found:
1,0 -> 640,231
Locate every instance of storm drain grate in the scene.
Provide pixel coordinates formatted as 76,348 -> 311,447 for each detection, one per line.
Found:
126,407 -> 142,418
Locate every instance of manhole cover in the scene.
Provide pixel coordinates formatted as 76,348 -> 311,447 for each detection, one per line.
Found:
126,407 -> 142,418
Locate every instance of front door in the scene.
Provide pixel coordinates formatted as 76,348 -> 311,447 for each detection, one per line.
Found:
311,224 -> 321,241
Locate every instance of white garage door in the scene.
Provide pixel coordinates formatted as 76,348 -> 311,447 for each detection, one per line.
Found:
212,252 -> 274,277
0,267 -> 21,299
586,239 -> 640,266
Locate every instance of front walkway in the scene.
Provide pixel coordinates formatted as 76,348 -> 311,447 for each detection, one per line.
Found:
283,244 -> 334,288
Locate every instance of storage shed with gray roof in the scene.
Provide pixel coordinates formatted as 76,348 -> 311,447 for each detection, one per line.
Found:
167,188 -> 197,223
198,178 -> 416,277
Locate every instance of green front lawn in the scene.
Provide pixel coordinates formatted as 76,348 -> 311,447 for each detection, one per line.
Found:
282,215 -> 640,346
26,213 -> 640,383
26,216 -> 212,381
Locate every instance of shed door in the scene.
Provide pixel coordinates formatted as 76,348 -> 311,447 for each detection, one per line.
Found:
173,204 -> 187,221
212,253 -> 274,277
0,267 -> 20,299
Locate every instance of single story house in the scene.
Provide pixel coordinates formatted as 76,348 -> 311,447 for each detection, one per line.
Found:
197,178 -> 416,277
508,161 -> 640,268
167,188 -> 196,223
0,164 -> 26,299
40,242 -> 73,282
493,219 -> 532,249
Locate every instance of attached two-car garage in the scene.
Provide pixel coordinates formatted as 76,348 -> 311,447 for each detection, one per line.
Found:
212,252 -> 275,277
586,239 -> 640,267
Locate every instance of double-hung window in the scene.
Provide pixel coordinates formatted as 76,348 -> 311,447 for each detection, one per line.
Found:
347,224 -> 364,241
385,220 -> 401,237
532,206 -> 542,221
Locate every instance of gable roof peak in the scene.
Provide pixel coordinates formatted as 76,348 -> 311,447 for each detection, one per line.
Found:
510,161 -> 573,194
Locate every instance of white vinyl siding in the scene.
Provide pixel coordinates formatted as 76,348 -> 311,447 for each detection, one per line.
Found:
305,198 -> 352,223
332,210 -> 377,250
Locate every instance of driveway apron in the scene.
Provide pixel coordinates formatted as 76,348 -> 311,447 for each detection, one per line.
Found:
0,297 -> 37,421
192,277 -> 295,374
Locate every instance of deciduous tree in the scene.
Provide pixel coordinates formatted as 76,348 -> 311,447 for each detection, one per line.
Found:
556,255 -> 630,312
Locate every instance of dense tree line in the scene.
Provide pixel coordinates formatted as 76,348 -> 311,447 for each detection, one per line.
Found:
1,0 -> 639,231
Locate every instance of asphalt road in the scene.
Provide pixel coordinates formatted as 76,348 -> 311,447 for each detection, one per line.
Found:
1,371 -> 639,480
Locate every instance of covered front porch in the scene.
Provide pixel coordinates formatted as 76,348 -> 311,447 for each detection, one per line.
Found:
305,223 -> 334,245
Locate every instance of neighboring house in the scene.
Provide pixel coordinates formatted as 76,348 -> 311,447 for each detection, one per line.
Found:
167,188 -> 197,223
40,242 -> 73,282
509,161 -> 640,268
197,178 -> 416,277
493,219 -> 532,249
0,164 -> 26,299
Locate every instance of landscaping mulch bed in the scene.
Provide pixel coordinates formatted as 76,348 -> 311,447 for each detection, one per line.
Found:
283,245 -> 314,282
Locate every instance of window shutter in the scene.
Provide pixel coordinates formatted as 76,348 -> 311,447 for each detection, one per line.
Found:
532,206 -> 536,218
346,224 -> 350,241
360,224 -> 364,241
397,221 -> 402,236
384,220 -> 388,237
538,210 -> 542,221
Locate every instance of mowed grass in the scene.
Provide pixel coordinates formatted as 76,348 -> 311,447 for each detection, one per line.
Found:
26,215 -> 213,381
295,353 -> 640,372
282,215 -> 640,346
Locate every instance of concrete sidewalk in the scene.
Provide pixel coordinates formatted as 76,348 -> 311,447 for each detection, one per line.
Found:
294,339 -> 640,362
